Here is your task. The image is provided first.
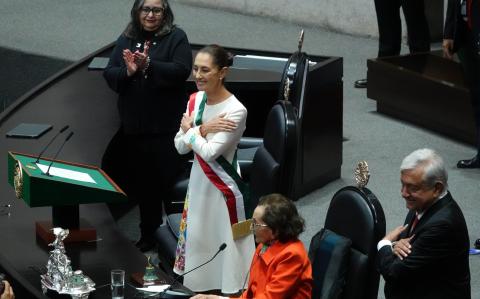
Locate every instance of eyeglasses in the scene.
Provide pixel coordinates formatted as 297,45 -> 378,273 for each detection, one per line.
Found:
140,6 -> 164,16
250,220 -> 269,231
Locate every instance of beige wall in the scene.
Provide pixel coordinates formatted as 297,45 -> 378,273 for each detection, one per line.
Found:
175,0 -> 446,40
175,0 -> 380,37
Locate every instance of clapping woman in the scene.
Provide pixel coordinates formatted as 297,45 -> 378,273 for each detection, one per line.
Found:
103,0 -> 192,252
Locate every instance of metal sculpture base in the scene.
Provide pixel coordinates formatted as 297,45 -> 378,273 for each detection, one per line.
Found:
41,273 -> 95,299
131,272 -> 168,287
41,228 -> 95,298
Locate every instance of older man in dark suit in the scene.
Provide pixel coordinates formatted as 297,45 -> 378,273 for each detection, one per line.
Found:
444,0 -> 480,168
377,148 -> 471,299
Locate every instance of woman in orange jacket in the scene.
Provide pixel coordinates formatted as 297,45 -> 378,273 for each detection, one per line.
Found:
192,193 -> 313,299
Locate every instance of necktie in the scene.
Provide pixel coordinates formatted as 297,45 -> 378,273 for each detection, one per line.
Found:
409,214 -> 419,236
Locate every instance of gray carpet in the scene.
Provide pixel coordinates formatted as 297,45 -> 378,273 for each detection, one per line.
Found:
1,1 -> 479,298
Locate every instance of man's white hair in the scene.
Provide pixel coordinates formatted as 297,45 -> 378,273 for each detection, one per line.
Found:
400,148 -> 448,192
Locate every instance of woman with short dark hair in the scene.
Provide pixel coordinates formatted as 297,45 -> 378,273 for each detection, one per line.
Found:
124,0 -> 175,38
192,193 -> 313,299
257,193 -> 306,242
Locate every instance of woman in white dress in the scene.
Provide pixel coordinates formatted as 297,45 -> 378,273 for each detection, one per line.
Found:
173,45 -> 255,294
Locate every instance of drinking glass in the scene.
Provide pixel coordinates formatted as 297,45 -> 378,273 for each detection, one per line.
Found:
110,269 -> 125,299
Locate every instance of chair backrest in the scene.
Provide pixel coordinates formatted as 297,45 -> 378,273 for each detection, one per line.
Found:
278,51 -> 308,118
310,186 -> 385,299
248,100 -> 298,209
158,102 -> 299,265
309,228 -> 352,299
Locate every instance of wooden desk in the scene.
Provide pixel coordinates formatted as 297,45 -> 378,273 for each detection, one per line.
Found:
0,43 -> 342,297
367,53 -> 475,145
0,45 -> 188,298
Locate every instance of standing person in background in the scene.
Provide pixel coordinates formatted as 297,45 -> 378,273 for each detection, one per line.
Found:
444,0 -> 480,168
355,0 -> 431,88
174,44 -> 255,294
103,0 -> 192,252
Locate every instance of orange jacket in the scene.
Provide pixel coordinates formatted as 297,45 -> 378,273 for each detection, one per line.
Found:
233,239 -> 312,299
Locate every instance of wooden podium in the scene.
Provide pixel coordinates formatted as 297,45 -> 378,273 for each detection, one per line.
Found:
367,52 -> 475,145
7,151 -> 127,243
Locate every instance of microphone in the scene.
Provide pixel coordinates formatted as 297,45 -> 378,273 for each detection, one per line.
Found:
240,250 -> 262,298
45,132 -> 74,176
35,125 -> 69,163
162,243 -> 227,295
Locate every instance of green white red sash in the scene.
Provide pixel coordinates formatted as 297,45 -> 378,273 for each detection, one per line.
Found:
188,92 -> 250,225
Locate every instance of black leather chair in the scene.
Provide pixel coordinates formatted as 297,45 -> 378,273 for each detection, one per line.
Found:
155,100 -> 299,265
236,39 -> 308,183
309,186 -> 386,299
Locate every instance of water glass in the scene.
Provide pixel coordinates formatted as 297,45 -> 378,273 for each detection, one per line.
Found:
110,269 -> 125,299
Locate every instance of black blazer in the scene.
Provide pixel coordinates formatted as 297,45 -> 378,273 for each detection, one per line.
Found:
444,0 -> 480,52
104,27 -> 192,135
377,192 -> 471,299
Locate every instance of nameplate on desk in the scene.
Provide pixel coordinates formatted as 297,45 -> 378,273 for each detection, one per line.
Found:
6,123 -> 52,138
36,163 -> 96,184
87,57 -> 109,70
137,285 -> 170,293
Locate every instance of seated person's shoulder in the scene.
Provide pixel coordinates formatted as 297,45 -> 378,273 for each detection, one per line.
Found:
282,240 -> 309,258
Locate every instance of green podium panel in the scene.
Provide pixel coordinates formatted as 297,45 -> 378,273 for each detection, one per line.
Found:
7,151 -> 127,243
7,151 -> 126,207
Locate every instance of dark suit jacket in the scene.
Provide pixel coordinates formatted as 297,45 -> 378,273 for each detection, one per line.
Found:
377,192 -> 471,299
444,0 -> 480,52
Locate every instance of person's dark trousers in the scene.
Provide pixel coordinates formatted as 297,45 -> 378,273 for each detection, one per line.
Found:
102,129 -> 137,220
355,0 -> 432,88
102,128 -> 186,241
374,0 -> 431,57
458,26 -> 480,159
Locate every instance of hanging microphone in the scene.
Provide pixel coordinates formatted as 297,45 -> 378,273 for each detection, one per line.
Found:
219,243 -> 227,251
35,125 -> 69,163
45,132 -> 74,176
240,249 -> 262,298
161,243 -> 227,296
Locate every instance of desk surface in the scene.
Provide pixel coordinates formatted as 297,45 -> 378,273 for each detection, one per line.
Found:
0,43 -> 331,297
0,46 -> 184,299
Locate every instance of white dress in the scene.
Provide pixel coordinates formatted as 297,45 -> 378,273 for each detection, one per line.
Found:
173,91 -> 255,293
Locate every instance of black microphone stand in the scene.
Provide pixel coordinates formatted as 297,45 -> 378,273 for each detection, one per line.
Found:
45,132 -> 74,176
158,243 -> 227,298
34,125 -> 69,163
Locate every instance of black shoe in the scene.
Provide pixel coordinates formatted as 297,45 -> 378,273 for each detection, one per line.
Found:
354,79 -> 367,88
475,239 -> 480,249
457,156 -> 480,168
135,237 -> 156,252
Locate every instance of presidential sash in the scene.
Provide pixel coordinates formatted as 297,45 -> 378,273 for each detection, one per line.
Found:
188,92 -> 252,239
